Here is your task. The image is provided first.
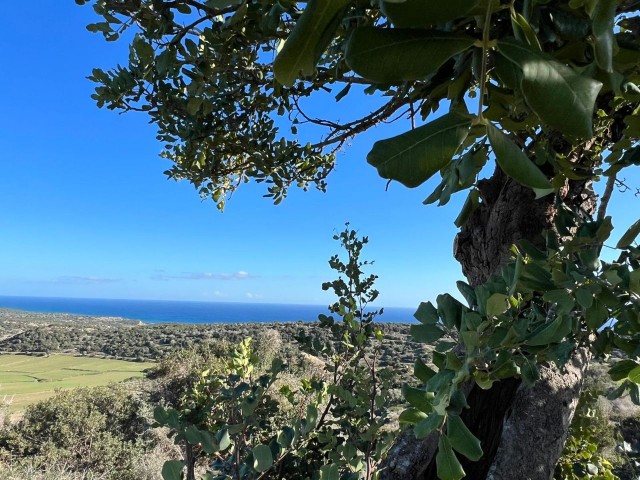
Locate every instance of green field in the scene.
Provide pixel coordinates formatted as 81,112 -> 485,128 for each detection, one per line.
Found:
0,354 -> 154,412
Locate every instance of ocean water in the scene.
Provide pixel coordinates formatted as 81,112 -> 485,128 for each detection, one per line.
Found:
0,296 -> 416,324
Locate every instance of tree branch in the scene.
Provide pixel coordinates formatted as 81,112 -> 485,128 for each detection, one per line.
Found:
597,173 -> 616,221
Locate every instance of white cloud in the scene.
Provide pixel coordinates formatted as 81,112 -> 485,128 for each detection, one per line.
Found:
151,271 -> 254,281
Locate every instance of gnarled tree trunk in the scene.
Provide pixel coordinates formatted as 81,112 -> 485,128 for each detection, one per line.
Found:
382,168 -> 597,480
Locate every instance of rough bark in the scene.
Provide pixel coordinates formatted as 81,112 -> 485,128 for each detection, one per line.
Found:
381,168 -> 597,480
487,348 -> 590,480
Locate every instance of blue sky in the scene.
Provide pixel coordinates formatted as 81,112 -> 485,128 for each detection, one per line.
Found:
0,3 -> 637,308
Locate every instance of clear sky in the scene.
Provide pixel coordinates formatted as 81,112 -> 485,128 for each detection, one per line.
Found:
0,3 -> 637,308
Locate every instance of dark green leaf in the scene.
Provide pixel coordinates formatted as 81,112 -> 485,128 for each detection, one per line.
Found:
345,28 -> 475,83
382,0 -> 479,27
252,444 -> 274,472
367,111 -> 472,188
411,323 -> 445,343
520,357 -> 541,386
497,39 -> 602,137
319,464 -> 339,480
414,413 -> 444,438
447,415 -> 482,461
415,357 -> 437,383
414,301 -> 439,324
487,123 -> 553,194
616,219 -> 640,249
456,281 -> 477,309
585,298 -> 608,330
437,293 -> 466,330
273,0 -> 349,86
277,427 -> 295,448
609,360 -> 639,381
403,384 -> 433,413
205,0 -> 242,7
588,0 -> 616,72
437,435 -> 466,480
162,460 -> 185,480
454,188 -> 480,227
525,315 -> 571,346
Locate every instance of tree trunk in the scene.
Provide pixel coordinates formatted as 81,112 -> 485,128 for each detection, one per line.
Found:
382,169 -> 597,480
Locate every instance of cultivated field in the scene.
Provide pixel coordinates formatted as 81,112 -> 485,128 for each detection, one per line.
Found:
0,354 -> 153,412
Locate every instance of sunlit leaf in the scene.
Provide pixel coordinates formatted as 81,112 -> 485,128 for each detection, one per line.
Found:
345,28 -> 475,83
252,444 -> 274,472
368,111 -> 472,188
274,0 -> 349,86
497,39 -> 602,137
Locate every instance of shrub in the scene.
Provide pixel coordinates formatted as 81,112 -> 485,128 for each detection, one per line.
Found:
0,384 -> 150,480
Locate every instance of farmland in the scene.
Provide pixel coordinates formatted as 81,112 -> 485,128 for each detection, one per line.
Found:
0,354 -> 153,412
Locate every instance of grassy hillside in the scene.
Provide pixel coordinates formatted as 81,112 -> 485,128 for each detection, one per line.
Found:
0,354 -> 153,412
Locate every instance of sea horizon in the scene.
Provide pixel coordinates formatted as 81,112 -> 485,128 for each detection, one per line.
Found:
0,295 -> 416,324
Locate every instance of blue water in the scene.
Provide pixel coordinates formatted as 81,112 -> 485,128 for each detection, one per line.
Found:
0,296 -> 415,324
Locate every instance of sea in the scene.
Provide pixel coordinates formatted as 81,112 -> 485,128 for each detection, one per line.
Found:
0,296 -> 416,324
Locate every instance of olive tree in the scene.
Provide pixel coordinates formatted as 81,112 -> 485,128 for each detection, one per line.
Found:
78,0 -> 640,478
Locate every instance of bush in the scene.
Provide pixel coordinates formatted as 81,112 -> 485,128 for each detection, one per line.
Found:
0,385 -> 150,480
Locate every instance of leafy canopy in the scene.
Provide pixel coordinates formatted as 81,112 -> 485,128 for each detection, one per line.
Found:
80,0 -> 640,478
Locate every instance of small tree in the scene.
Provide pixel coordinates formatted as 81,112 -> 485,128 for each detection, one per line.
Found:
155,226 -> 395,479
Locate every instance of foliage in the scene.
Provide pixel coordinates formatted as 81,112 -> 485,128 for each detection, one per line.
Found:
0,385 -> 150,480
154,227 -> 395,479
80,0 -> 640,478
555,389 -> 617,480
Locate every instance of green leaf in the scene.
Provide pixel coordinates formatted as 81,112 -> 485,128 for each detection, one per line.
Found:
437,293 -> 466,330
497,39 -> 602,137
588,0 -> 616,72
585,298 -> 608,330
525,315 -> 571,346
511,11 -> 541,51
487,123 -> 553,194
447,415 -> 483,461
205,0 -> 243,7
485,293 -> 511,317
437,435 -> 466,480
161,460 -> 185,480
367,111 -> 472,188
273,0 -> 349,87
411,323 -> 445,343
403,384 -> 433,413
381,0 -> 479,27
252,444 -> 274,472
629,366 -> 640,384
319,464 -> 339,480
218,428 -> 231,451
616,219 -> 640,249
454,189 -> 480,227
414,413 -> 444,438
277,427 -> 295,448
414,301 -> 439,324
415,357 -> 437,383
521,357 -> 540,386
399,407 -> 428,424
345,28 -> 475,83
609,360 -> 639,381
456,281 -> 477,309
